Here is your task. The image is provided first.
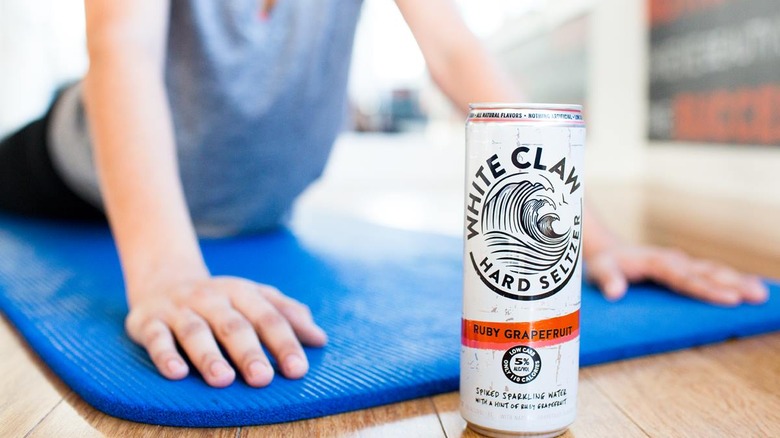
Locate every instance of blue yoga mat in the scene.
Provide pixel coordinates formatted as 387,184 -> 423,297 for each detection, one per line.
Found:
0,213 -> 778,427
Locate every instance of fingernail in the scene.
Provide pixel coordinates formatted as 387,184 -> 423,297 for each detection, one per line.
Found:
719,291 -> 740,306
167,359 -> 188,375
314,326 -> 328,342
605,281 -> 625,300
754,289 -> 769,302
750,283 -> 769,302
249,361 -> 271,379
284,355 -> 306,376
210,361 -> 232,378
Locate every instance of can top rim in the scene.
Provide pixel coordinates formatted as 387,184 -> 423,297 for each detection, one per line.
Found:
469,103 -> 583,111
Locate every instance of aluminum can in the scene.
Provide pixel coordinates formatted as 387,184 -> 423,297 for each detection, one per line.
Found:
461,103 -> 585,437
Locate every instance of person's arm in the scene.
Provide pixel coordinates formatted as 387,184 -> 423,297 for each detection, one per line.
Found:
83,0 -> 326,388
396,0 -> 768,306
394,0 -> 521,112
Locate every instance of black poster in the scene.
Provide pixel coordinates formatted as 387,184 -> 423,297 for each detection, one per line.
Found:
648,0 -> 780,145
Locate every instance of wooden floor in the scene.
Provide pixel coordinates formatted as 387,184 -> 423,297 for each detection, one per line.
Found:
2,182 -> 779,437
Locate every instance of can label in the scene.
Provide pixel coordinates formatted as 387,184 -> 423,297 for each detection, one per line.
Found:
461,105 -> 585,435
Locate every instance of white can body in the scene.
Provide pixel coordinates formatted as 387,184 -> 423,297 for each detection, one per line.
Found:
461,104 -> 585,438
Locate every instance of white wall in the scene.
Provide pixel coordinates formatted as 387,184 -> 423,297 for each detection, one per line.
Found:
0,0 -> 86,138
585,0 -> 647,182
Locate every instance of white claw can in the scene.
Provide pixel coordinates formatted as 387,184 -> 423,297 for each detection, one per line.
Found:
461,103 -> 585,438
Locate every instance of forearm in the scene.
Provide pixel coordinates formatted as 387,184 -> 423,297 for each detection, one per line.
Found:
427,33 -> 520,112
84,44 -> 205,301
396,0 -> 521,112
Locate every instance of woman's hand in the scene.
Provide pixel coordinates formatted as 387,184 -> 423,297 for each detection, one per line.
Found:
585,244 -> 769,306
124,272 -> 327,388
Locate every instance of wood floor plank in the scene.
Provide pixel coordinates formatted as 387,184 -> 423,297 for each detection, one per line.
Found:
571,370 -> 649,438
696,334 -> 780,400
0,316 -> 66,438
27,390 -> 238,438
242,397 -> 444,438
756,332 -> 780,353
588,348 -> 780,437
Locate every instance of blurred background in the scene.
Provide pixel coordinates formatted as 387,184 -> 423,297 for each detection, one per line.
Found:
1,0 -> 779,274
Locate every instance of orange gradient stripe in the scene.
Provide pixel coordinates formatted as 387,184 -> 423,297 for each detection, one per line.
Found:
462,310 -> 580,350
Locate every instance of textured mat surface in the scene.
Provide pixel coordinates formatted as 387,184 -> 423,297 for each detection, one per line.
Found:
0,214 -> 778,427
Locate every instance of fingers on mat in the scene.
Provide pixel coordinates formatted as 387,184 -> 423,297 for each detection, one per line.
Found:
171,310 -> 236,387
205,307 -> 275,387
587,253 -> 628,301
269,295 -> 328,347
233,293 -> 310,379
141,318 -> 190,380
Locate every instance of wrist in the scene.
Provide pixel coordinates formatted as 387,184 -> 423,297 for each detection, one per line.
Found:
124,255 -> 209,306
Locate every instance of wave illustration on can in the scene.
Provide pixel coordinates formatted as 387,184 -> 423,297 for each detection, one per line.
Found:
461,103 -> 585,438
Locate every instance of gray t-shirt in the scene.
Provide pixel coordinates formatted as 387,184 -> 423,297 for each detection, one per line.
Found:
49,0 -> 362,236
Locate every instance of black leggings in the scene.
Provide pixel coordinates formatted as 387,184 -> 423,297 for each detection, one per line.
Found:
0,99 -> 105,221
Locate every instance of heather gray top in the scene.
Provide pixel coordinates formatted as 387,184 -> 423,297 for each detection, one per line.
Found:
49,0 -> 362,236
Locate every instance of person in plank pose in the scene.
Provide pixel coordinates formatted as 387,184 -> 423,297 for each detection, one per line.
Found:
0,0 -> 767,387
